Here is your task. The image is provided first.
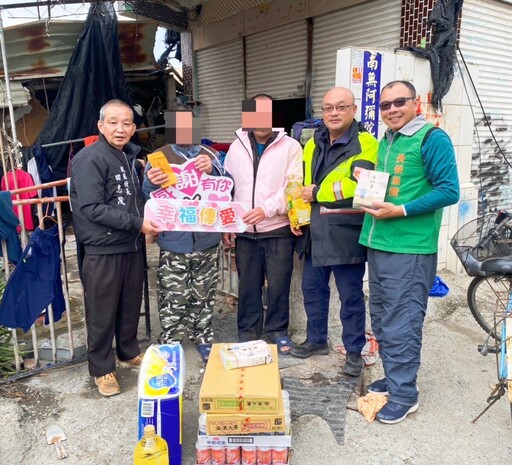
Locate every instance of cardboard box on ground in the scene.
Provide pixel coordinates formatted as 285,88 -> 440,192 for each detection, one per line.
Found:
196,343 -> 291,464
199,344 -> 281,415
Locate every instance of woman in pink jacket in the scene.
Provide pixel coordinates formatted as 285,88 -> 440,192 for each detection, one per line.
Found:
222,94 -> 303,354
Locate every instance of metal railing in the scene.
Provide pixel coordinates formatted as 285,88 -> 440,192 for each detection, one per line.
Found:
0,179 -> 151,381
0,178 -> 242,381
218,246 -> 238,298
0,179 -> 87,381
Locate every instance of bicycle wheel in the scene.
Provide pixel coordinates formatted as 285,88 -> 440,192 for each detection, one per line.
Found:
467,274 -> 511,341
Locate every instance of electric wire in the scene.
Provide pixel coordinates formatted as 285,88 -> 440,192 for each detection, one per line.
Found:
456,44 -> 511,169
457,43 -> 512,215
455,47 -> 486,214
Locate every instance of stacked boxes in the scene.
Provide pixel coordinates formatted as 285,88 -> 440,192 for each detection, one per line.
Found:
196,435 -> 291,464
200,343 -> 280,408
196,343 -> 291,464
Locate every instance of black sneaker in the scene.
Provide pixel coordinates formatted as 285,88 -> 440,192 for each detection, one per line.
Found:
291,341 -> 329,358
343,352 -> 363,376
367,378 -> 389,395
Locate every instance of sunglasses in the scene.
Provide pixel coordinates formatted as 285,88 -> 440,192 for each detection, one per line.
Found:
379,97 -> 415,111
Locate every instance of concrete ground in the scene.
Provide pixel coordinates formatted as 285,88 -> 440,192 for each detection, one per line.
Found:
1,242 -> 512,465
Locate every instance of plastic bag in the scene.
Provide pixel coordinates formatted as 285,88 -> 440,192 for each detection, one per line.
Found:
429,275 -> 449,297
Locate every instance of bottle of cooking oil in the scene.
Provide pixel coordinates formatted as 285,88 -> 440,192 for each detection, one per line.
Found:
285,175 -> 299,227
133,425 -> 169,465
285,175 -> 310,228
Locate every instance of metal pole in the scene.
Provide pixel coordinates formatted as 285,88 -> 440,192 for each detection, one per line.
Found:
0,11 -> 19,149
2,1 -> 184,13
40,124 -> 165,149
2,1 -> 107,9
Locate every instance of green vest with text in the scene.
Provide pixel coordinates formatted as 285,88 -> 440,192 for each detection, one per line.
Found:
359,124 -> 443,254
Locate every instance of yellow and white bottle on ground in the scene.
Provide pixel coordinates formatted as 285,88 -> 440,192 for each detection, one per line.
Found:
133,425 -> 169,465
285,175 -> 311,228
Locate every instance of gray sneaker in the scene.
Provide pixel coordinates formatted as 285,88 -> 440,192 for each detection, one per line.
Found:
343,352 -> 363,376
291,341 -> 329,358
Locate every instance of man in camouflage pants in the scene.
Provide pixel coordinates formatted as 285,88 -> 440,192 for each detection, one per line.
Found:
142,111 -> 227,362
157,248 -> 218,346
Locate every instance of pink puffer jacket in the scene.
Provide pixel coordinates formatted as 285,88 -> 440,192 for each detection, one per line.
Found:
224,129 -> 303,233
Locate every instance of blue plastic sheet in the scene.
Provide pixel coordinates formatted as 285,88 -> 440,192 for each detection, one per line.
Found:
429,275 -> 449,297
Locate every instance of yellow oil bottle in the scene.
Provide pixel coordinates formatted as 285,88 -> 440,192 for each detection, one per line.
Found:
133,425 -> 169,465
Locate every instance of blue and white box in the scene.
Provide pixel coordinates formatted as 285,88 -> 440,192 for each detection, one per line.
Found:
137,343 -> 185,465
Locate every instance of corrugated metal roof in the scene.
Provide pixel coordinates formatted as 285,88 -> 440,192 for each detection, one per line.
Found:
0,20 -> 158,79
0,80 -> 30,108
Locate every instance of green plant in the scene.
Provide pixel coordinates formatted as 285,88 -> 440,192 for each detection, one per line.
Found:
0,276 -> 19,377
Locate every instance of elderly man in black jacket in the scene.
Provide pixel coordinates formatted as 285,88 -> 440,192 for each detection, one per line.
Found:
70,99 -> 160,397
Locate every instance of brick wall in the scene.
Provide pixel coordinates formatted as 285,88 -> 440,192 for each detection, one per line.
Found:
400,0 -> 436,48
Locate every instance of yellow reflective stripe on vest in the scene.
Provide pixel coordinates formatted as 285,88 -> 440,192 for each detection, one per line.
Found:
303,131 -> 378,203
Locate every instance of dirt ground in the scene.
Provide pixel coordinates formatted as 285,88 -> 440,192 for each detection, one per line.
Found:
1,242 -> 512,465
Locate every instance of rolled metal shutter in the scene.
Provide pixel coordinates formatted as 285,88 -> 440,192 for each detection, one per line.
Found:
459,0 -> 512,211
245,21 -> 308,100
196,39 -> 244,142
311,0 -> 401,118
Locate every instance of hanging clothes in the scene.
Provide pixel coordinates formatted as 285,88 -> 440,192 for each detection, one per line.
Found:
84,135 -> 99,146
66,137 -> 98,178
27,158 -> 58,199
28,146 -> 58,217
1,169 -> 37,231
34,145 -> 57,187
0,192 -> 22,264
66,144 -> 77,179
0,224 -> 65,332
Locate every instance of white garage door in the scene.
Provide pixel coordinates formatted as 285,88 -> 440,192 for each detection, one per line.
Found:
196,39 -> 245,142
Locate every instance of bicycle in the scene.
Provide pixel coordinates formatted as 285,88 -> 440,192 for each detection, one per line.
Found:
451,211 -> 512,421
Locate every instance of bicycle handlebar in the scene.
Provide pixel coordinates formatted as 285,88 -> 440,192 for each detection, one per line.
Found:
474,212 -> 512,252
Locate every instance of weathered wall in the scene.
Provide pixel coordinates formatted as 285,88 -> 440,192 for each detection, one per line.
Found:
459,0 -> 512,214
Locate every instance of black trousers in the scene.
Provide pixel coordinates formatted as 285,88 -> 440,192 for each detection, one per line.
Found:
82,250 -> 144,377
235,235 -> 295,342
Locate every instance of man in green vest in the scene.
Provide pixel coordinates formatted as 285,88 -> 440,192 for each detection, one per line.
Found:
359,80 -> 460,423
290,87 -> 378,378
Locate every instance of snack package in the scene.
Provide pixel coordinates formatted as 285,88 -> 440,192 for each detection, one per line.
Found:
220,340 -> 273,370
148,151 -> 177,188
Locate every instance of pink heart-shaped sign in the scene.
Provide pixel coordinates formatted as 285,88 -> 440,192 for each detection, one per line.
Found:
172,162 -> 202,198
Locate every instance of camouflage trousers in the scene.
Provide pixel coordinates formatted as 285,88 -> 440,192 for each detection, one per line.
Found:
157,246 -> 219,345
